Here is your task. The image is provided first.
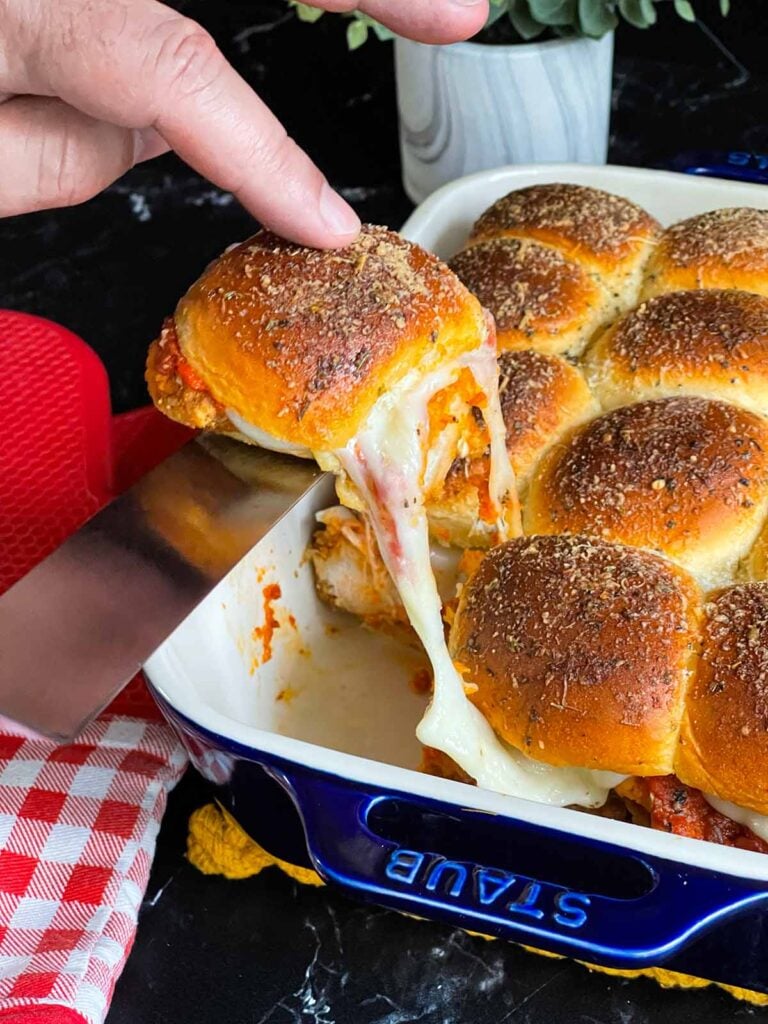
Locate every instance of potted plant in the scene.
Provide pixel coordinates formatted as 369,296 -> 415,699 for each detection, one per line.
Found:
294,0 -> 731,203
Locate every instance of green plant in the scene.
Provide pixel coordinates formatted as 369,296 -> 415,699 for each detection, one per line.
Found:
292,0 -> 731,48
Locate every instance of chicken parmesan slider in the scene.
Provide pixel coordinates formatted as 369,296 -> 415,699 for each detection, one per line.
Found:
146,225 -> 521,792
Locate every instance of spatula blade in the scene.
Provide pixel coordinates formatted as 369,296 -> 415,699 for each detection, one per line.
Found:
0,437 -> 322,740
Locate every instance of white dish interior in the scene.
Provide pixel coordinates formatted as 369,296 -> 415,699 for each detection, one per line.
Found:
145,164 -> 768,883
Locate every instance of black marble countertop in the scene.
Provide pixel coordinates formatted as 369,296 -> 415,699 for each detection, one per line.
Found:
3,2 -> 768,1021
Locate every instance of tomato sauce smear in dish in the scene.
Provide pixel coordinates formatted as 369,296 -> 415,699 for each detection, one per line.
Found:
251,583 -> 282,668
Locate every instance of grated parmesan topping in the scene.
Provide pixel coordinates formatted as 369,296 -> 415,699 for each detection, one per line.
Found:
470,183 -> 661,257
659,208 -> 768,267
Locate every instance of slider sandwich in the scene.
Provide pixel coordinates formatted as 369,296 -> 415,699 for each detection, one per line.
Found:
584,289 -> 768,416
146,225 -> 524,791
449,536 -> 768,852
525,394 -> 768,592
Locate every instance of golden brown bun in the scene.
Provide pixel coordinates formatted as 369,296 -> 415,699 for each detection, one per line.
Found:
449,534 -> 701,775
428,351 -> 597,548
642,208 -> 768,300
469,183 -> 661,313
747,517 -> 768,582
585,289 -> 768,416
524,396 -> 768,589
497,350 -> 598,486
676,583 -> 768,815
147,225 -> 487,452
449,238 -> 609,356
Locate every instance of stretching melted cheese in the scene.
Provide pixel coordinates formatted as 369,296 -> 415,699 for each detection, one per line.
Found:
334,332 -> 622,808
227,326 -> 620,807
704,794 -> 768,843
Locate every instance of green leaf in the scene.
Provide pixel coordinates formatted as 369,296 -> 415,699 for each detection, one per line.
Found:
292,2 -> 324,24
486,0 -> 511,27
719,0 -> 730,14
370,20 -> 396,41
673,0 -> 696,21
508,0 -> 547,39
486,2 -> 509,25
577,0 -> 619,37
528,0 -> 577,25
639,0 -> 657,24
621,0 -> 657,28
346,17 -> 369,49
618,0 -> 652,28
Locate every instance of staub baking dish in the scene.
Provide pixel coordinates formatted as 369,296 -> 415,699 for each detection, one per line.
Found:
145,165 -> 768,994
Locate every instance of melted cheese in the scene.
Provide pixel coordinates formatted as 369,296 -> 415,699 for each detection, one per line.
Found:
334,339 -> 620,809
228,328 -> 620,807
428,544 -> 462,605
227,408 -> 313,458
704,794 -> 768,843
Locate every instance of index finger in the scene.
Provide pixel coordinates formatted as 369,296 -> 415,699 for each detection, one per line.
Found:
7,0 -> 361,247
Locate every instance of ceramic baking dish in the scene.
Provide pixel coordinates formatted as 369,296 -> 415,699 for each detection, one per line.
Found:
145,164 -> 768,994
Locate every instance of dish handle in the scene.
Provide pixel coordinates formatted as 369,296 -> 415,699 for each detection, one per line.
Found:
669,149 -> 768,184
276,766 -> 768,968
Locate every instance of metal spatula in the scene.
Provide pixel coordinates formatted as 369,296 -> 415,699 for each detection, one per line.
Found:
0,434 -> 322,739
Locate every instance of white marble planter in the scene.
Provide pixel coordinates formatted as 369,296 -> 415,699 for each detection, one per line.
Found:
395,33 -> 614,204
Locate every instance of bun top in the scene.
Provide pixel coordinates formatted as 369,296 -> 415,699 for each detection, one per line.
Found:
469,183 -> 661,290
676,583 -> 768,815
524,396 -> 768,589
449,237 -> 608,356
450,534 -> 700,775
584,289 -> 768,415
496,350 -> 597,485
169,226 -> 487,451
643,208 -> 768,300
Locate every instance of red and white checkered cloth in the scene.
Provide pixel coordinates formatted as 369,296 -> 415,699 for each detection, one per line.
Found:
0,311 -> 194,1023
0,682 -> 187,1024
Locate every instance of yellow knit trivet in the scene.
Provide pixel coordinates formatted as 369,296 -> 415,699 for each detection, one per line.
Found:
187,802 -> 767,1006
187,801 -> 323,887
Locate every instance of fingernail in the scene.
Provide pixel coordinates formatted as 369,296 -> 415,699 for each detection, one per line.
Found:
319,182 -> 360,238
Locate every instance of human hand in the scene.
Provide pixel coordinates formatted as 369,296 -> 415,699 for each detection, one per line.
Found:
0,0 -> 488,246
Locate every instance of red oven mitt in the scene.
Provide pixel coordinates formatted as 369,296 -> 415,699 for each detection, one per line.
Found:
0,311 -> 191,1024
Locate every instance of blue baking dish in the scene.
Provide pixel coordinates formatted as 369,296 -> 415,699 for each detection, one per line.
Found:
145,165 -> 768,994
